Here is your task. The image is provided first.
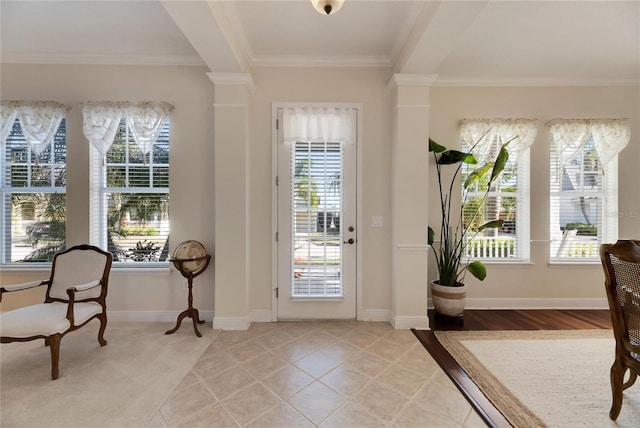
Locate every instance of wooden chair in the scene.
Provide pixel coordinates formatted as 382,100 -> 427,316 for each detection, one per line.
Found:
1,244 -> 112,380
600,240 -> 640,419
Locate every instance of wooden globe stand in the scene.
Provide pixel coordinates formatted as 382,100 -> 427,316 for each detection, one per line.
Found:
165,254 -> 211,337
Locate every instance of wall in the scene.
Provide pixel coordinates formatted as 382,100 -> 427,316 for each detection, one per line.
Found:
429,85 -> 640,308
0,64 -> 217,319
248,67 -> 394,316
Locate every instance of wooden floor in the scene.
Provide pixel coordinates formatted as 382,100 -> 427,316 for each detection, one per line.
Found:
413,309 -> 612,428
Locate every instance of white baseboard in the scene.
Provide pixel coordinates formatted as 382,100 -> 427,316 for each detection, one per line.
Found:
391,314 -> 430,330
359,309 -> 392,322
107,310 -> 215,323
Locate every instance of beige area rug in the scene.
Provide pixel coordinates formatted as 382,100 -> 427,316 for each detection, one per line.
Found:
436,330 -> 640,428
1,322 -> 215,428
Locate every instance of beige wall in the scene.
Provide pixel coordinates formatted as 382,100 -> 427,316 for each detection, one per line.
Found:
248,67 -> 394,314
0,64 -> 217,316
429,86 -> 640,306
2,63 -> 638,316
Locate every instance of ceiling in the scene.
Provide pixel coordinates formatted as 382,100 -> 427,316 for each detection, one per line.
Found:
1,0 -> 638,84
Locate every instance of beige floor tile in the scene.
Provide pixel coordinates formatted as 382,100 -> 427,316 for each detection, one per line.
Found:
365,338 -> 410,362
377,363 -> 429,396
319,365 -> 370,398
287,381 -> 346,424
339,329 -> 381,349
252,330 -> 295,349
383,329 -> 421,347
202,366 -> 256,400
174,370 -> 200,392
160,382 -> 217,425
343,350 -> 391,377
357,322 -> 394,335
320,402 -> 387,428
245,402 -> 313,428
146,411 -> 168,428
223,383 -> 282,426
262,364 -> 315,399
192,352 -> 238,379
213,330 -> 254,348
322,322 -> 359,338
241,351 -> 289,379
293,350 -> 341,378
172,403 -> 240,428
392,402 -> 461,428
463,408 -> 490,428
319,341 -> 363,361
224,340 -> 269,363
352,380 -> 411,423
412,379 -> 472,426
396,344 -> 441,376
272,338 -> 318,363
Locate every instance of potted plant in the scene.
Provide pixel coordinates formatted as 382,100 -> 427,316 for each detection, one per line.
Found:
427,135 -> 511,322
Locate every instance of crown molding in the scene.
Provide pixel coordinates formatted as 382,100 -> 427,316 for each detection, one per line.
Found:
0,52 -> 205,66
433,77 -> 640,87
388,73 -> 439,90
207,72 -> 256,91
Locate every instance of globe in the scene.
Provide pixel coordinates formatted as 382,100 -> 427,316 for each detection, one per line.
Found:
172,240 -> 208,273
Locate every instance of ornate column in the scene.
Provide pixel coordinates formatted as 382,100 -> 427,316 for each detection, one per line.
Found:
208,72 -> 254,330
388,74 -> 437,329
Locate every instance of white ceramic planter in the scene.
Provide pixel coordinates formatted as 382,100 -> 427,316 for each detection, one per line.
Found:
431,281 -> 466,318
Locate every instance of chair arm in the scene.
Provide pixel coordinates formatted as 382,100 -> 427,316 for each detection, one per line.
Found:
1,280 -> 48,293
65,280 -> 101,326
66,280 -> 101,293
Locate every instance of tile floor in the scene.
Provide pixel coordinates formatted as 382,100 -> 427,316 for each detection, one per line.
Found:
147,321 -> 488,427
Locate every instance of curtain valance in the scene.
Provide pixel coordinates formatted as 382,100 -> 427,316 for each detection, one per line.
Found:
282,107 -> 354,144
0,101 -> 71,155
80,101 -> 174,155
547,118 -> 630,168
459,118 -> 538,164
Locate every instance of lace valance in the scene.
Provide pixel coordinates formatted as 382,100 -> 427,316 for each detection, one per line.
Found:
459,118 -> 538,164
547,118 -> 630,167
80,101 -> 174,155
0,101 -> 71,154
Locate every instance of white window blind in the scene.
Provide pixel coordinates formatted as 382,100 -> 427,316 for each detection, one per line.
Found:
90,119 -> 170,263
460,119 -> 536,262
548,119 -> 629,262
1,117 -> 66,263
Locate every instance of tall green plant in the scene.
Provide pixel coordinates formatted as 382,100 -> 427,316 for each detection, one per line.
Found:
427,135 -> 512,286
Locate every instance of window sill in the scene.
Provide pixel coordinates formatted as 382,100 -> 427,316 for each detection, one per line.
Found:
111,263 -> 171,276
0,264 -> 52,274
548,261 -> 600,268
474,260 -> 533,267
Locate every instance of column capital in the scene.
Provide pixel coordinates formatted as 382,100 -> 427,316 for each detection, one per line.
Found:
207,72 -> 255,92
388,74 -> 438,91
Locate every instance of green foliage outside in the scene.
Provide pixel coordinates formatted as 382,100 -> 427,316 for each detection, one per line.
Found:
564,223 -> 598,235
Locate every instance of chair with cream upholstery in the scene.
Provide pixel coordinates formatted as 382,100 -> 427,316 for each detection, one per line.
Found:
600,239 -> 640,420
0,244 -> 112,380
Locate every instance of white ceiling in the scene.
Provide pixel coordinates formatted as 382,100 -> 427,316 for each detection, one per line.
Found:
1,0 -> 639,84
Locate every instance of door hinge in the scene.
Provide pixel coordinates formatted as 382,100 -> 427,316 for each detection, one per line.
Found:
275,287 -> 279,298
276,175 -> 279,186
276,231 -> 279,242
276,119 -> 279,130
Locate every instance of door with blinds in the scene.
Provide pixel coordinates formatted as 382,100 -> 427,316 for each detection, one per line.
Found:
276,106 -> 357,320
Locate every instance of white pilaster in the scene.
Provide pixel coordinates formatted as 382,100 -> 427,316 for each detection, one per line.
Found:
388,74 -> 437,330
208,72 -> 254,330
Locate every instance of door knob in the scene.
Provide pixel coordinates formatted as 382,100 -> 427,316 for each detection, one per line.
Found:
343,238 -> 355,245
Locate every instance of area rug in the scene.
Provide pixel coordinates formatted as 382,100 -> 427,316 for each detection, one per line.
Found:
435,330 -> 640,428
1,322 -> 215,427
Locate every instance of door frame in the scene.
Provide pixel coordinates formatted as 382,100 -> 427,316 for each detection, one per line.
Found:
271,102 -> 363,321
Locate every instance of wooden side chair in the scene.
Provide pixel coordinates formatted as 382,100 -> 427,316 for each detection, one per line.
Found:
1,244 -> 112,380
600,239 -> 640,420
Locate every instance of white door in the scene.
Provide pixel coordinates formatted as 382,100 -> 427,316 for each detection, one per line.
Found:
276,106 -> 357,320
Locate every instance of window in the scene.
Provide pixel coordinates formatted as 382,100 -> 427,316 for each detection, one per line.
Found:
86,102 -> 172,264
549,119 -> 630,262
1,103 -> 67,263
460,119 -> 537,262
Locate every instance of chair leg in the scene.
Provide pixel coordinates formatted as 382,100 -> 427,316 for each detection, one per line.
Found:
610,361 -> 625,420
49,334 -> 62,380
623,370 -> 637,390
97,313 -> 108,346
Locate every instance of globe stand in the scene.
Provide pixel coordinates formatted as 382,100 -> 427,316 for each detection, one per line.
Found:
165,255 -> 211,337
